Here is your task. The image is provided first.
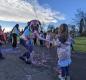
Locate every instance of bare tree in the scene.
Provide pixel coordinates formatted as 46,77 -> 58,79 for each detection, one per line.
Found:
74,9 -> 86,35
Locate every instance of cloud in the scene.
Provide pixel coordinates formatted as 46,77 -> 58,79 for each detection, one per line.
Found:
0,0 -> 65,23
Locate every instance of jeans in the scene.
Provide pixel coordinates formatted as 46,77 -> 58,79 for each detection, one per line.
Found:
61,66 -> 69,77
20,39 -> 33,59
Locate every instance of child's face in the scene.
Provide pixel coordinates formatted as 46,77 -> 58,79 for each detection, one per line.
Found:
60,26 -> 64,32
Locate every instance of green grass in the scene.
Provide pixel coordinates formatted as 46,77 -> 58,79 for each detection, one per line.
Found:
74,37 -> 86,52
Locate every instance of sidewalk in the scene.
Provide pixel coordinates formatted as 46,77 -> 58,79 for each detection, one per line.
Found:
0,46 -> 86,80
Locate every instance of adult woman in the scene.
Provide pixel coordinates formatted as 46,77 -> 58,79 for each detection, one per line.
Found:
11,24 -> 20,48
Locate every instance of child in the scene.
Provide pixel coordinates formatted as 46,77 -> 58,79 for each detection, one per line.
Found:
19,23 -> 33,64
56,24 -> 71,80
45,31 -> 51,48
19,21 -> 50,64
39,31 -> 44,46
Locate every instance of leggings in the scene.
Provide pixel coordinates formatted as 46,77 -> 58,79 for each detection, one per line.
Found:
61,66 -> 69,77
20,39 -> 33,59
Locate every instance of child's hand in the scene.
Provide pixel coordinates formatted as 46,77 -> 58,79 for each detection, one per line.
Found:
0,40 -> 4,44
49,41 -> 53,44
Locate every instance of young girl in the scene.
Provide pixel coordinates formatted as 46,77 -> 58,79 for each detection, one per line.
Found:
45,31 -> 51,48
56,24 -> 72,80
19,21 -> 50,64
19,22 -> 33,64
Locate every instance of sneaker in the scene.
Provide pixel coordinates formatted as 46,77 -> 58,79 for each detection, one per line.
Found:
0,56 -> 5,60
25,61 -> 32,64
58,75 -> 65,80
60,77 -> 65,80
58,74 -> 62,79
66,76 -> 70,80
25,58 -> 32,64
19,56 -> 25,61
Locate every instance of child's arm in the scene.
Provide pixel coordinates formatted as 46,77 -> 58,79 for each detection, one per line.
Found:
38,35 -> 51,42
35,31 -> 51,42
53,38 -> 61,47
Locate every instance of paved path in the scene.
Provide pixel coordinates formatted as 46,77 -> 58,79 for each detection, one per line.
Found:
0,45 -> 86,80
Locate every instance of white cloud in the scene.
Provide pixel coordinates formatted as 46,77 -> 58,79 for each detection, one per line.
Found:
0,0 -> 65,24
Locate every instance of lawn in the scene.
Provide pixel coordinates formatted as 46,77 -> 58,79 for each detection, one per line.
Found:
74,37 -> 86,52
